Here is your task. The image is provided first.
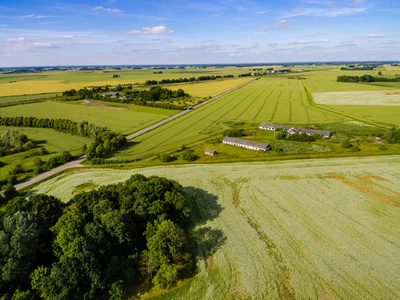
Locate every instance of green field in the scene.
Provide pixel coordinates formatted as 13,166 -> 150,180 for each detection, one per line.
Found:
110,77 -> 350,161
30,155 -> 400,299
0,101 -> 172,135
0,93 -> 58,104
0,126 -> 91,181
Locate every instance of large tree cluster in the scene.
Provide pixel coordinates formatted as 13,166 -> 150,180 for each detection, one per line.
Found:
0,175 -> 192,299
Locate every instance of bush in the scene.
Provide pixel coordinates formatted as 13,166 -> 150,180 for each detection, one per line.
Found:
181,149 -> 197,161
222,129 -> 243,137
152,264 -> 178,290
340,138 -> 351,148
350,145 -> 360,152
157,153 -> 173,163
379,144 -> 388,150
274,131 -> 286,140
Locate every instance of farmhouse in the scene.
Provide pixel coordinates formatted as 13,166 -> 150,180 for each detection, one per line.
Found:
205,149 -> 217,156
259,123 -> 331,138
102,92 -> 119,97
223,137 -> 271,151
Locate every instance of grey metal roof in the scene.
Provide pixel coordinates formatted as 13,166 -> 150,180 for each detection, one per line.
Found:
223,137 -> 270,150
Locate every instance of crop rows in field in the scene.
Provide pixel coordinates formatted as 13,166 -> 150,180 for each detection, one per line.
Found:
112,78 -> 345,160
31,155 -> 400,299
313,90 -> 400,106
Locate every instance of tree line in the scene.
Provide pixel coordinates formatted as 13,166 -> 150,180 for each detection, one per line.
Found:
337,74 -> 400,83
0,174 -> 192,299
0,117 -> 127,162
144,74 -> 233,85
0,130 -> 33,156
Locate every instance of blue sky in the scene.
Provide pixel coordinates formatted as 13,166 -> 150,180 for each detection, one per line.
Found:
0,0 -> 399,67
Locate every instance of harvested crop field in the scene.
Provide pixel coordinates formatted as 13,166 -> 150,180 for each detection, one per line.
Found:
313,90 -> 400,106
31,155 -> 400,299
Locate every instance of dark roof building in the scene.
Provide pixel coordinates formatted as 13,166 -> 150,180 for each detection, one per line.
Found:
223,137 -> 271,151
259,123 -> 331,138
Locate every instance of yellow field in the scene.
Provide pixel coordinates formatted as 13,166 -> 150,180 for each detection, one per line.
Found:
168,77 -> 254,97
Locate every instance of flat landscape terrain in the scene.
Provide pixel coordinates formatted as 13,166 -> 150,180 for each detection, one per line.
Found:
0,101 -> 172,135
30,155 -> 400,299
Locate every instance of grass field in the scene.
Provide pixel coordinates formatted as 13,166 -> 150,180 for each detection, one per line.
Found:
30,155 -> 400,299
0,93 -> 58,104
0,126 -> 91,181
313,90 -> 400,106
0,101 -> 172,135
109,77 -> 350,161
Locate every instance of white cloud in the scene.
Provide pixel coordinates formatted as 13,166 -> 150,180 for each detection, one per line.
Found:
285,6 -> 369,17
125,26 -> 174,35
92,6 -> 122,13
363,34 -> 386,38
260,19 -> 300,30
6,37 -> 24,42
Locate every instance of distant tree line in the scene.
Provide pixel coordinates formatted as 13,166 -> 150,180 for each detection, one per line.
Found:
0,174 -> 192,299
337,74 -> 400,83
0,117 -> 127,161
144,75 -> 233,85
340,66 -> 374,71
60,86 -> 191,110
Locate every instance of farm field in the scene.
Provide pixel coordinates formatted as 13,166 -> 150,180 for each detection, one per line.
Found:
0,67 -> 262,97
313,90 -> 400,106
168,77 -> 254,98
0,93 -> 58,104
0,126 -> 91,181
110,77 -> 351,161
30,155 -> 400,299
0,101 -> 171,135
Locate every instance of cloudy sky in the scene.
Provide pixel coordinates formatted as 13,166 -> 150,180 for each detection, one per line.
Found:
0,0 -> 399,67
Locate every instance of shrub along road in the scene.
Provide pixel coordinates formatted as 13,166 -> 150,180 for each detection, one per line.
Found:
14,78 -> 257,191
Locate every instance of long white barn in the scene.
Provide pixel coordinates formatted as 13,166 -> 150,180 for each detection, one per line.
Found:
223,137 -> 271,151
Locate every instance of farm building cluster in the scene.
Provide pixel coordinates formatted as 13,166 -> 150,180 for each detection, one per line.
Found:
223,137 -> 271,151
259,123 -> 332,138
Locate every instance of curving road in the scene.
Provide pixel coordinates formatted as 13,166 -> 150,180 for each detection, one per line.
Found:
14,78 -> 257,191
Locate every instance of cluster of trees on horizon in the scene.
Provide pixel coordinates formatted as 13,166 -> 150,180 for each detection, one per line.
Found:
0,174 -> 192,299
337,74 -> 400,83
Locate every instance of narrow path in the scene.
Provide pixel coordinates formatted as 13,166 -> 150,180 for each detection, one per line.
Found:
15,78 -> 257,191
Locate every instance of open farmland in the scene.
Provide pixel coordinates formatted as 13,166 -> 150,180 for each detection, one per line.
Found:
313,90 -> 400,106
0,67 -> 259,97
110,77 -> 347,160
168,77 -> 254,98
0,101 -> 172,135
31,155 -> 400,299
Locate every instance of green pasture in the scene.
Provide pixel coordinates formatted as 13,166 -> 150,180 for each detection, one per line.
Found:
0,126 -> 90,181
0,93 -> 58,104
30,155 -> 400,299
0,101 -> 170,135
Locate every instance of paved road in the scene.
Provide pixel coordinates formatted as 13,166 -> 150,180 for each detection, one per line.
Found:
126,78 -> 257,139
14,156 -> 87,191
15,78 -> 257,191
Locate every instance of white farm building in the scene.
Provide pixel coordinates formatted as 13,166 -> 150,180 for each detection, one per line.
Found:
223,137 -> 271,151
259,123 -> 332,138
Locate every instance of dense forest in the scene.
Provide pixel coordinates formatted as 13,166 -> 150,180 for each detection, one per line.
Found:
0,174 -> 192,299
337,74 -> 400,83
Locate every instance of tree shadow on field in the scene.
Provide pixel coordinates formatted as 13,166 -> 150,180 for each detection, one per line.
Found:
32,139 -> 47,146
184,187 -> 226,270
